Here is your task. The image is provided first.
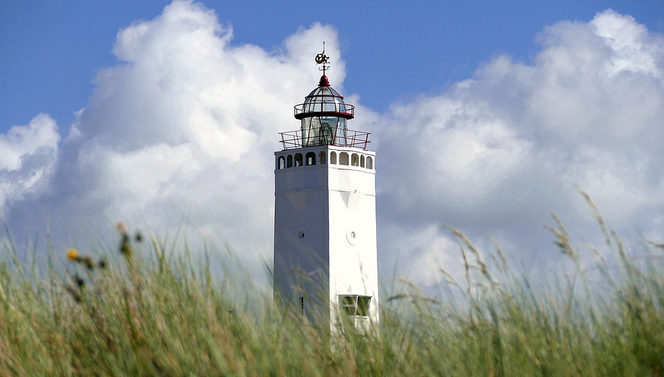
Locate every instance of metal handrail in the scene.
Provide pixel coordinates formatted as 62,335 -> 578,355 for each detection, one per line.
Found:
279,129 -> 371,150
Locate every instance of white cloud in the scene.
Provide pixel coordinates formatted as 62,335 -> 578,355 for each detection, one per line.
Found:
0,114 -> 59,218
376,9 -> 664,284
385,224 -> 459,287
0,113 -> 59,171
3,1 -> 344,268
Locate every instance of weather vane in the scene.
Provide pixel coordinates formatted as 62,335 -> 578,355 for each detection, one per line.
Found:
315,41 -> 330,76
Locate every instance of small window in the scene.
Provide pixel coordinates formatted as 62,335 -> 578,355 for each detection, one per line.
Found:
318,151 -> 326,165
351,153 -> 359,167
278,156 -> 285,170
357,296 -> 371,317
287,155 -> 293,168
339,295 -> 371,317
366,157 -> 373,170
305,152 -> 316,166
299,297 -> 305,316
341,296 -> 356,315
330,151 -> 337,165
295,153 -> 303,167
339,152 -> 349,166
360,155 -> 365,168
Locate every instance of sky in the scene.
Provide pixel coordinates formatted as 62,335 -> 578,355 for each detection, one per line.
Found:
1,0 -> 664,290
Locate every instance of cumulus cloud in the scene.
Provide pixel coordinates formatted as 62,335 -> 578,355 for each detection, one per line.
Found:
4,1 -> 344,269
0,114 -> 59,218
377,9 -> 664,286
2,3 -> 663,290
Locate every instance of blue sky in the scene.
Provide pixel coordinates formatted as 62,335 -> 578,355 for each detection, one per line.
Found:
2,0 -> 662,130
1,0 -> 664,288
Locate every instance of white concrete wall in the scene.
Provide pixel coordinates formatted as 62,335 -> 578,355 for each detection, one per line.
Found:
327,147 -> 379,329
274,146 -> 330,322
274,146 -> 379,330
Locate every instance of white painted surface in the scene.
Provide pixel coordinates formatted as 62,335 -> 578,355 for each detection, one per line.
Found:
274,145 -> 379,332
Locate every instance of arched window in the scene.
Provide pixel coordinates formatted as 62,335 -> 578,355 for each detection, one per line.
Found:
351,153 -> 359,167
340,152 -> 349,166
318,151 -> 326,165
278,156 -> 285,170
294,153 -> 303,167
360,155 -> 365,168
305,152 -> 316,166
366,157 -> 373,170
330,151 -> 337,165
287,155 -> 293,168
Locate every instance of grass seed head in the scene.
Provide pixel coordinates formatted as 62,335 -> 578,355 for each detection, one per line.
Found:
120,234 -> 132,258
75,274 -> 85,289
82,256 -> 95,270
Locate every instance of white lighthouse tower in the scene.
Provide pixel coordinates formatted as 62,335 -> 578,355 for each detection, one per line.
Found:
273,47 -> 379,331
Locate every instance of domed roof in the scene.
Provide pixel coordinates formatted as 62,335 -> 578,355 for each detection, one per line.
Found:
294,75 -> 355,120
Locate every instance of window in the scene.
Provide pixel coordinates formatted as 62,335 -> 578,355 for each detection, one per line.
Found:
320,123 -> 334,145
287,155 -> 293,168
351,153 -> 359,167
278,156 -> 285,170
294,153 -> 303,167
339,152 -> 349,166
360,155 -> 365,168
305,152 -> 316,166
366,157 -> 373,170
299,297 -> 305,316
339,295 -> 371,317
330,151 -> 337,165
318,151 -> 326,165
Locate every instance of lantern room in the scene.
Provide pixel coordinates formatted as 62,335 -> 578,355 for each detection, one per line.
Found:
294,74 -> 355,147
279,46 -> 370,151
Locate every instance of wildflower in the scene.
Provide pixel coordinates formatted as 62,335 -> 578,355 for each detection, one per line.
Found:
67,248 -> 80,261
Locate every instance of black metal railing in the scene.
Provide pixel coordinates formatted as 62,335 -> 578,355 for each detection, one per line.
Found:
279,129 -> 371,150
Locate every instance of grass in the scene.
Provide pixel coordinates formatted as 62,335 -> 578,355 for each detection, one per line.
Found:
1,202 -> 663,376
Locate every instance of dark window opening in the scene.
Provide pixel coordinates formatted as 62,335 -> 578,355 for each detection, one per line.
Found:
339,295 -> 371,317
340,152 -> 349,166
305,152 -> 316,166
351,153 -> 359,167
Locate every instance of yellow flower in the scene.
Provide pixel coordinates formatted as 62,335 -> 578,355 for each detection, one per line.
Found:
67,248 -> 80,261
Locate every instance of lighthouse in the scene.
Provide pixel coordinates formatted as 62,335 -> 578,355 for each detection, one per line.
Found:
273,46 -> 379,332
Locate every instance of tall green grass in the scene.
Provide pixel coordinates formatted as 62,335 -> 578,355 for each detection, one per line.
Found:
1,202 -> 663,376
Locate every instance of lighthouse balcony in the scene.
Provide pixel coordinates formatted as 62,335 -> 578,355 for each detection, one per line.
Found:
279,129 -> 371,150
